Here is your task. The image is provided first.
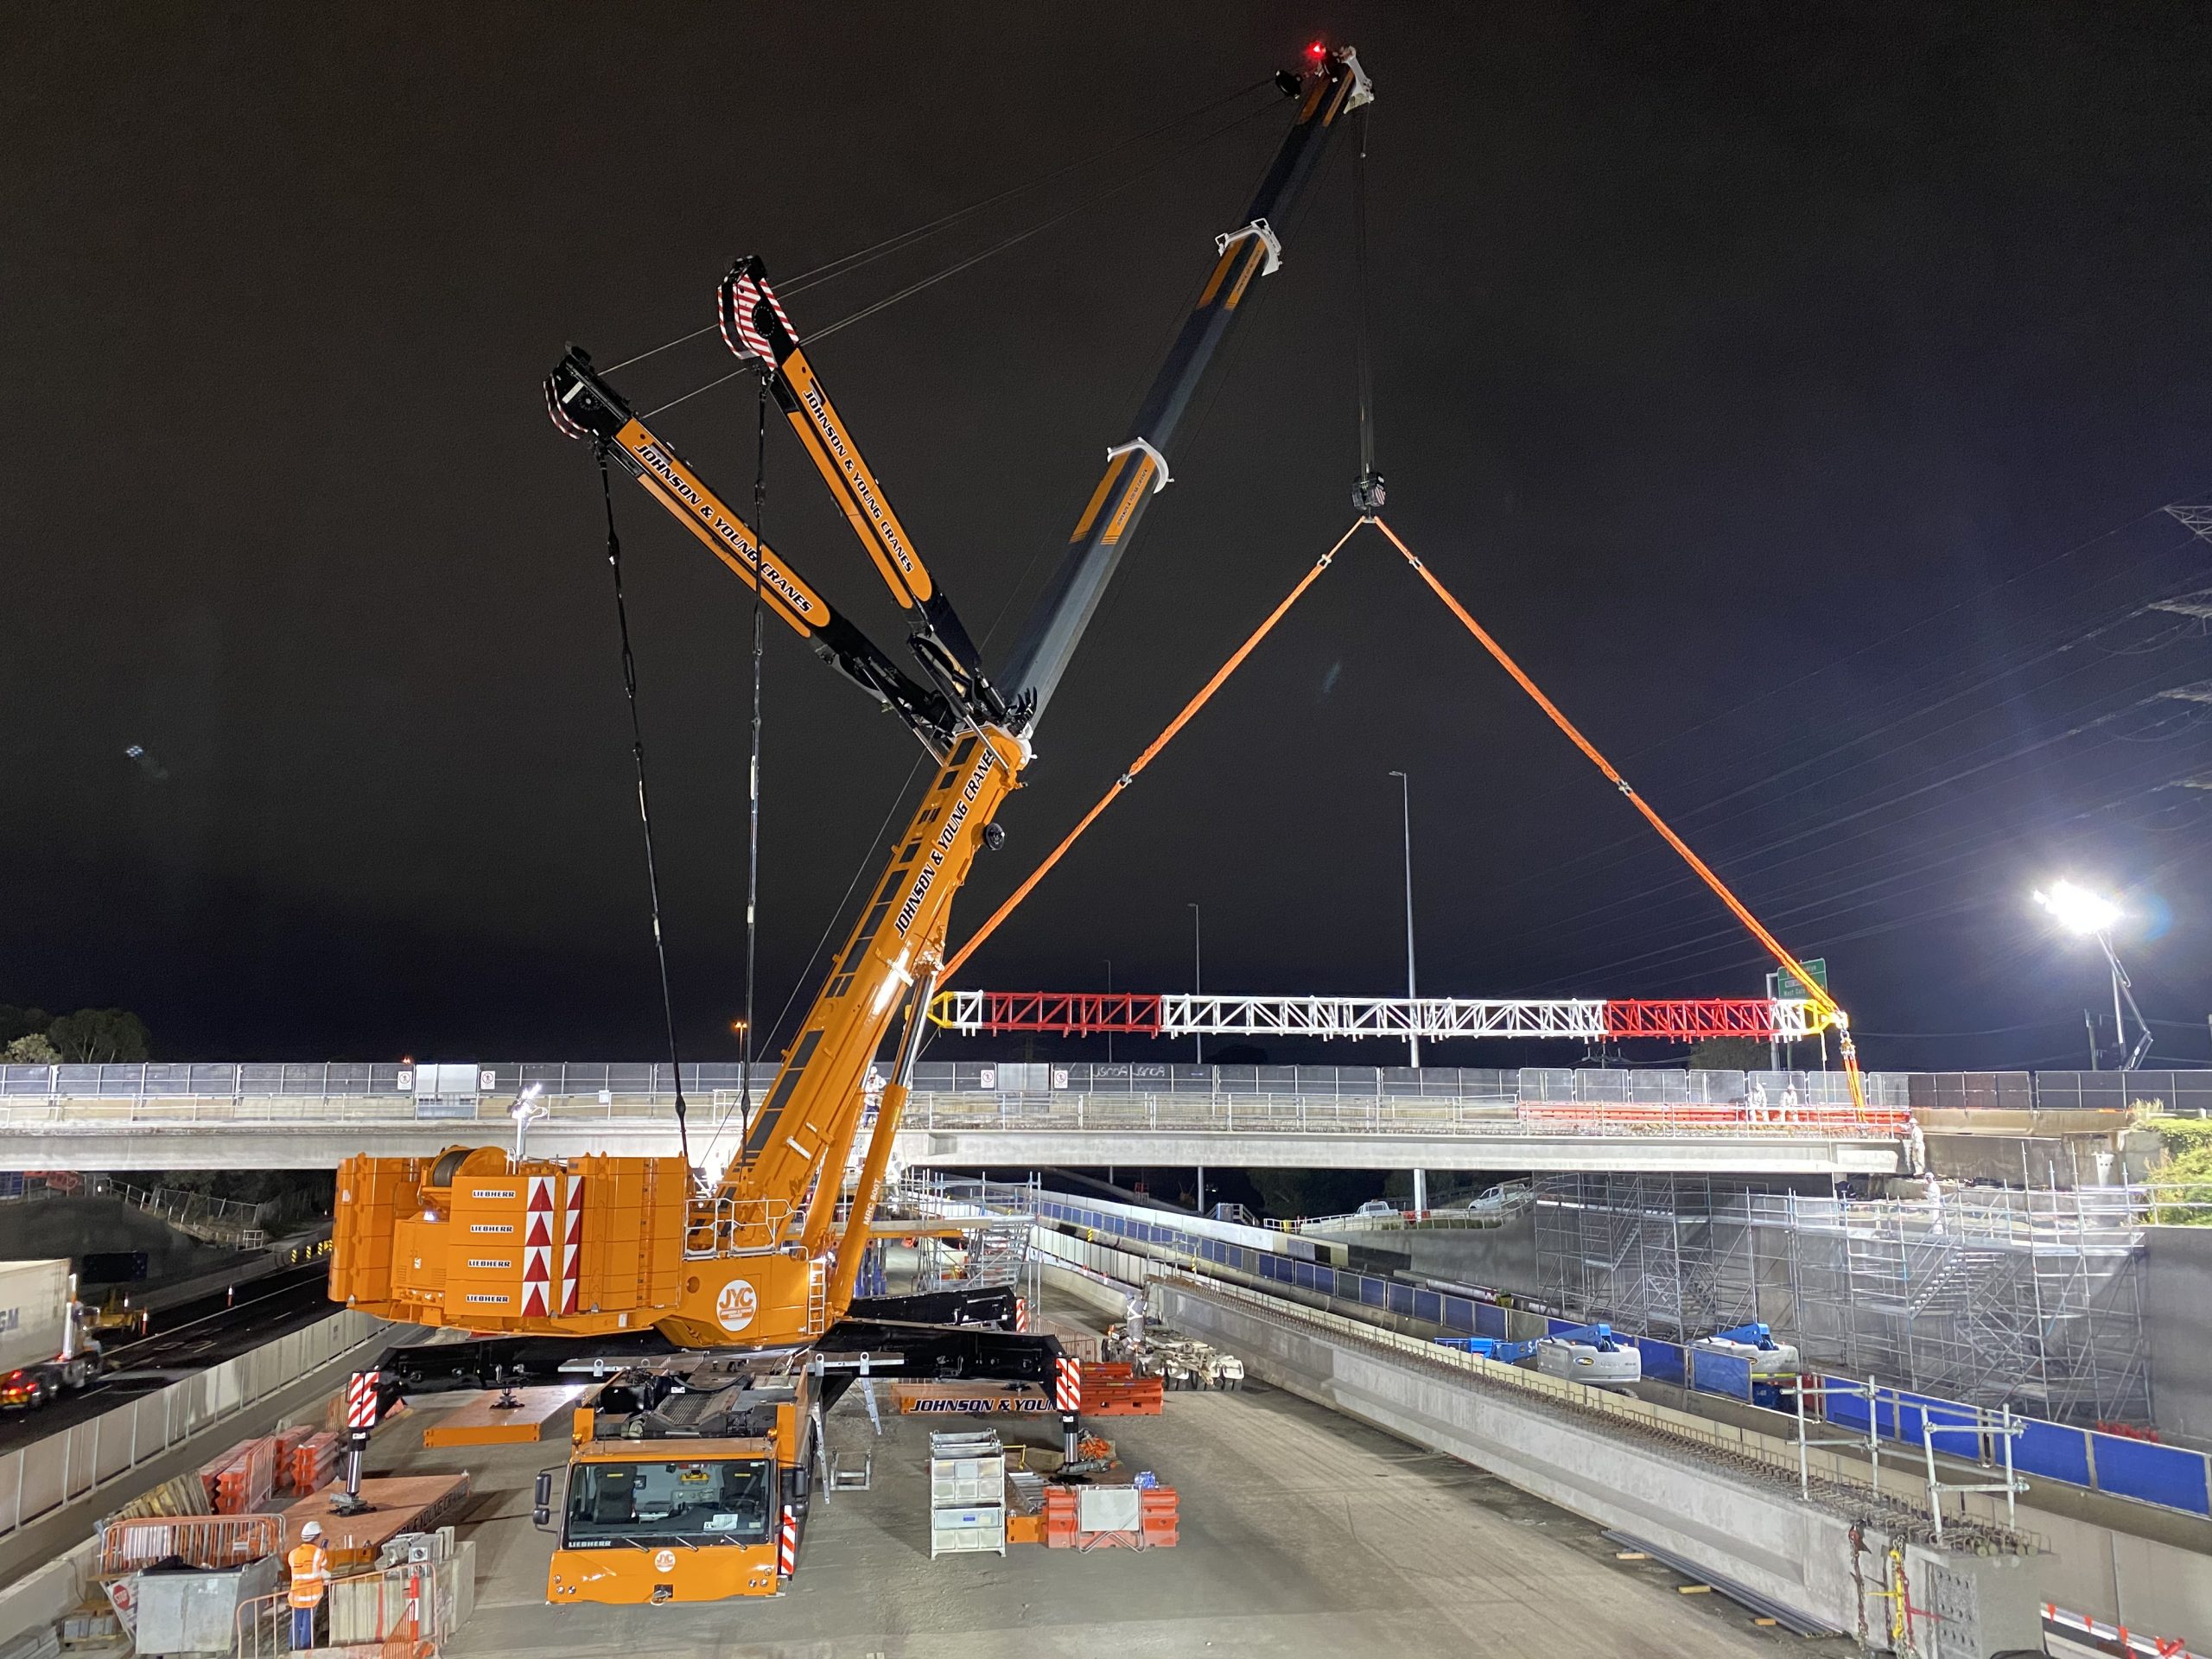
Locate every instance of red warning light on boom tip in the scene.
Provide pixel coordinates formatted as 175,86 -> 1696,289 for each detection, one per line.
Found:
1306,40 -> 1328,60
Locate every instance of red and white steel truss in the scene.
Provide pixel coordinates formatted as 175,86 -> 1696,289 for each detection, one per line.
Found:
930,990 -> 1822,1044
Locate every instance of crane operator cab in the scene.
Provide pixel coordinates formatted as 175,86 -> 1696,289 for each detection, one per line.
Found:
537,1360 -> 813,1603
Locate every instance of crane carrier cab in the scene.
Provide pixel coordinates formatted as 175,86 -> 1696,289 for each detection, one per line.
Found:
537,1359 -> 815,1604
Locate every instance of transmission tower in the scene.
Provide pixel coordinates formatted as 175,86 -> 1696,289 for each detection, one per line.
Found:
2164,503 -> 2212,545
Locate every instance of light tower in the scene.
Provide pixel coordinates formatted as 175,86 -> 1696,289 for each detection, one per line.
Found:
2033,880 -> 2153,1070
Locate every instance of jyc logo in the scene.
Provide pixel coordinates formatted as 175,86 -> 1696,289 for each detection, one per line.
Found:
715,1279 -> 758,1333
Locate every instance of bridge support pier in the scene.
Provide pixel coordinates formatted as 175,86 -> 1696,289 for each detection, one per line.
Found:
1413,1168 -> 1427,1214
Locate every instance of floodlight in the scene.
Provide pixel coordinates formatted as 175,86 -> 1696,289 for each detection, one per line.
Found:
2033,880 -> 2121,938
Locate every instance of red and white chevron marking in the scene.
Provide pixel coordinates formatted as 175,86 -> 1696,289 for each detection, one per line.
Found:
522,1176 -> 555,1318
560,1173 -> 585,1317
778,1506 -> 798,1578
346,1370 -> 380,1430
1053,1355 -> 1081,1414
1013,1296 -> 1029,1334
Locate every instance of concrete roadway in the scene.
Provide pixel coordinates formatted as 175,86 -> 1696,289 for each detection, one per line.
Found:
386,1287 -> 1847,1658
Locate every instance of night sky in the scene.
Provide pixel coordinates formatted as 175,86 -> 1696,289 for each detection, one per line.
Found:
7,3 -> 2210,1072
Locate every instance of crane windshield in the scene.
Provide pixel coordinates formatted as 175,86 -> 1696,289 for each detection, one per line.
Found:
563,1458 -> 772,1548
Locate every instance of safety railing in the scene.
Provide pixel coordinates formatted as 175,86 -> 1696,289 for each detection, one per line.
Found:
0,1058 -> 1926,1108
682,1196 -> 793,1259
238,1562 -> 442,1659
0,1090 -> 1915,1143
9,1058 -> 2203,1113
97,1511 -> 284,1576
903,1091 -> 1912,1140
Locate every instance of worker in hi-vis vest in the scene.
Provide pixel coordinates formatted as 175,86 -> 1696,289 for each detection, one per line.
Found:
288,1521 -> 331,1649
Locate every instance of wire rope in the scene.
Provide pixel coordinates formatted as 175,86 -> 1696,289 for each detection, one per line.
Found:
597,78 -> 1276,375
943,522 -> 1363,982
596,454 -> 693,1172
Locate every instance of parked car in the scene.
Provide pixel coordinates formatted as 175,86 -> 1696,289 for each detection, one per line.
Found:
1355,1199 -> 1397,1219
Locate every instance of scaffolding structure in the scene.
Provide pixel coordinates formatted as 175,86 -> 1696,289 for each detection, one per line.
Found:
1530,1174 -> 1761,1339
1535,1176 -> 2152,1426
892,1173 -> 1044,1309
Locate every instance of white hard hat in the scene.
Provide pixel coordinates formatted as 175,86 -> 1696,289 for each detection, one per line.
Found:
300,1521 -> 324,1541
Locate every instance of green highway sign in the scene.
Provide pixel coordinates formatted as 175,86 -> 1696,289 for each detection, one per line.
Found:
1767,957 -> 1827,1001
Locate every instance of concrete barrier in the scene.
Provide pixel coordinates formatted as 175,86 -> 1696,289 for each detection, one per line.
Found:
0,1310 -> 385,1548
1154,1274 -> 2043,1655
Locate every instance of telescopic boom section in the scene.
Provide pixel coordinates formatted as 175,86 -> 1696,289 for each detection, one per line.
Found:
998,46 -> 1372,728
720,259 -> 1004,726
545,349 -> 962,758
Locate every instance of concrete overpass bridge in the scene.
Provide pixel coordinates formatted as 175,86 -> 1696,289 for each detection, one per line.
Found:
0,1059 -> 1909,1177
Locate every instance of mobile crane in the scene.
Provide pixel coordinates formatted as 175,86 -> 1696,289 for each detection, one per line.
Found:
327,45 -> 1372,1596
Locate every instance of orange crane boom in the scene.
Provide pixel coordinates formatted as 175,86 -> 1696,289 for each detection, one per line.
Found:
330,45 -> 1376,1351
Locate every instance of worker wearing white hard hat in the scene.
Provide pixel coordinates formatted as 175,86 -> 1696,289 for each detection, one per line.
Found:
288,1522 -> 331,1649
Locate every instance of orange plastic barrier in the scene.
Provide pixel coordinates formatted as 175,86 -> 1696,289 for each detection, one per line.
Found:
1042,1486 -> 1078,1548
1082,1363 -> 1166,1417
1141,1486 -> 1179,1548
1039,1483 -> 1178,1549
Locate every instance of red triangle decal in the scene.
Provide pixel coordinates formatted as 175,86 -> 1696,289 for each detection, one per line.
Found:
561,1279 -> 580,1315
527,1178 -> 554,1212
524,1247 -> 550,1282
564,1211 -> 583,1248
526,1214 -> 552,1249
522,1282 -> 546,1318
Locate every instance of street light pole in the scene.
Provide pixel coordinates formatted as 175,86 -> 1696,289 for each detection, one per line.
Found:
1188,903 -> 1203,1065
1389,770 -> 1419,1068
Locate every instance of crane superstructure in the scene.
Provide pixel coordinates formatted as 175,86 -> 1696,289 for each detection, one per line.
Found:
331,45 -> 1372,1356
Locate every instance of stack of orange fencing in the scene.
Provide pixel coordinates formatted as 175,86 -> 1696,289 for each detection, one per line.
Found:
99,1514 -> 283,1577
1140,1487 -> 1179,1548
1082,1363 -> 1165,1417
290,1431 -> 344,1495
270,1427 -> 314,1494
201,1439 -> 276,1516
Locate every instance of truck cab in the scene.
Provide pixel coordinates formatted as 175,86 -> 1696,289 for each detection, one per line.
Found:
0,1260 -> 103,1409
539,1360 -> 813,1603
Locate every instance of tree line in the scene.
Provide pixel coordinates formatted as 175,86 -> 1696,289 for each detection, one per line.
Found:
1,1004 -> 151,1064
